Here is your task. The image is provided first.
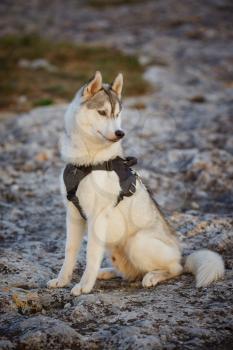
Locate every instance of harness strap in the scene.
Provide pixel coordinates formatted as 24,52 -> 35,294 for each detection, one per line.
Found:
63,156 -> 138,220
67,191 -> 87,220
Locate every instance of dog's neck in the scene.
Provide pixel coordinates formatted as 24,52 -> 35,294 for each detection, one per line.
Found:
61,131 -> 124,166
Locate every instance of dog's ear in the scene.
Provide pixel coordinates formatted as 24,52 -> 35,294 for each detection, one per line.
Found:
111,73 -> 123,98
83,71 -> 102,99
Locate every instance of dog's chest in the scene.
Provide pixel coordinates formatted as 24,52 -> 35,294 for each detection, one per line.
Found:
77,170 -> 121,214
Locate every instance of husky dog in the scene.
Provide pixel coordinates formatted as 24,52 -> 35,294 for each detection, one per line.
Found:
47,71 -> 224,296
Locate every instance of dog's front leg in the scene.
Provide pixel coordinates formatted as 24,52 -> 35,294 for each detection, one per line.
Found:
71,213 -> 107,296
47,203 -> 85,288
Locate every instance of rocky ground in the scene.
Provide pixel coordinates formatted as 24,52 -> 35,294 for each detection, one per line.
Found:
0,0 -> 233,349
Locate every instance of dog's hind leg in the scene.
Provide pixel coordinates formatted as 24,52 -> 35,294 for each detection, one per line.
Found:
47,203 -> 85,288
109,246 -> 143,281
142,264 -> 183,288
125,229 -> 183,288
97,267 -> 119,280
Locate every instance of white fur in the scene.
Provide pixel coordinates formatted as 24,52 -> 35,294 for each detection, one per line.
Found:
47,73 -> 225,295
184,249 -> 225,288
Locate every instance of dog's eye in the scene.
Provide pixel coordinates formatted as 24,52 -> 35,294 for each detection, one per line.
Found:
98,110 -> 107,116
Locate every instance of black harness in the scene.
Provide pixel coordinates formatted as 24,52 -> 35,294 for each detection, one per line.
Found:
63,156 -> 138,220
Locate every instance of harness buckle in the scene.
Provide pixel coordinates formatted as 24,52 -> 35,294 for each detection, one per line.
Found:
129,182 -> 137,195
125,156 -> 137,167
106,160 -> 113,171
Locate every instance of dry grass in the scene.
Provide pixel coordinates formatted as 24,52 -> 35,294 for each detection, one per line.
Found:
0,34 -> 151,113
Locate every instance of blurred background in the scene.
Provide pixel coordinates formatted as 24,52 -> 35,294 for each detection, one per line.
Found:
0,0 -> 232,113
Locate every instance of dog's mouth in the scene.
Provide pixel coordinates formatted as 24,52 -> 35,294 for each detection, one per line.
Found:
97,131 -> 119,143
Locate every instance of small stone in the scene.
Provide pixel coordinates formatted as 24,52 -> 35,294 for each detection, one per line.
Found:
189,95 -> 206,103
64,303 -> 71,309
18,95 -> 28,104
35,151 -> 50,162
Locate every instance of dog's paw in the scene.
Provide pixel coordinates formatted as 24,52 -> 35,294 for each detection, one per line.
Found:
142,271 -> 163,288
97,271 -> 111,280
71,283 -> 92,296
97,268 -> 117,280
47,277 -> 69,289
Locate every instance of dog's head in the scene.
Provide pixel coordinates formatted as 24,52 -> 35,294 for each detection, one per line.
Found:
75,71 -> 124,144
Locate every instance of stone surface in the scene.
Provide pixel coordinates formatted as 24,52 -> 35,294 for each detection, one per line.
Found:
0,0 -> 233,349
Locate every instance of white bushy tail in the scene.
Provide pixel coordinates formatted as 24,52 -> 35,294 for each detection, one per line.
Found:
184,249 -> 225,288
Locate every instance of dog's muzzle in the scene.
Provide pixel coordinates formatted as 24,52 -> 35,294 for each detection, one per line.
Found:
115,130 -> 125,139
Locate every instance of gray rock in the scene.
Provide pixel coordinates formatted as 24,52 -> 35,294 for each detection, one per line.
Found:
18,59 -> 57,72
0,340 -> 14,350
18,316 -> 81,350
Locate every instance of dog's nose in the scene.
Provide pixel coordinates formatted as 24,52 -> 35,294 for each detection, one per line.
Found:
115,130 -> 125,139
